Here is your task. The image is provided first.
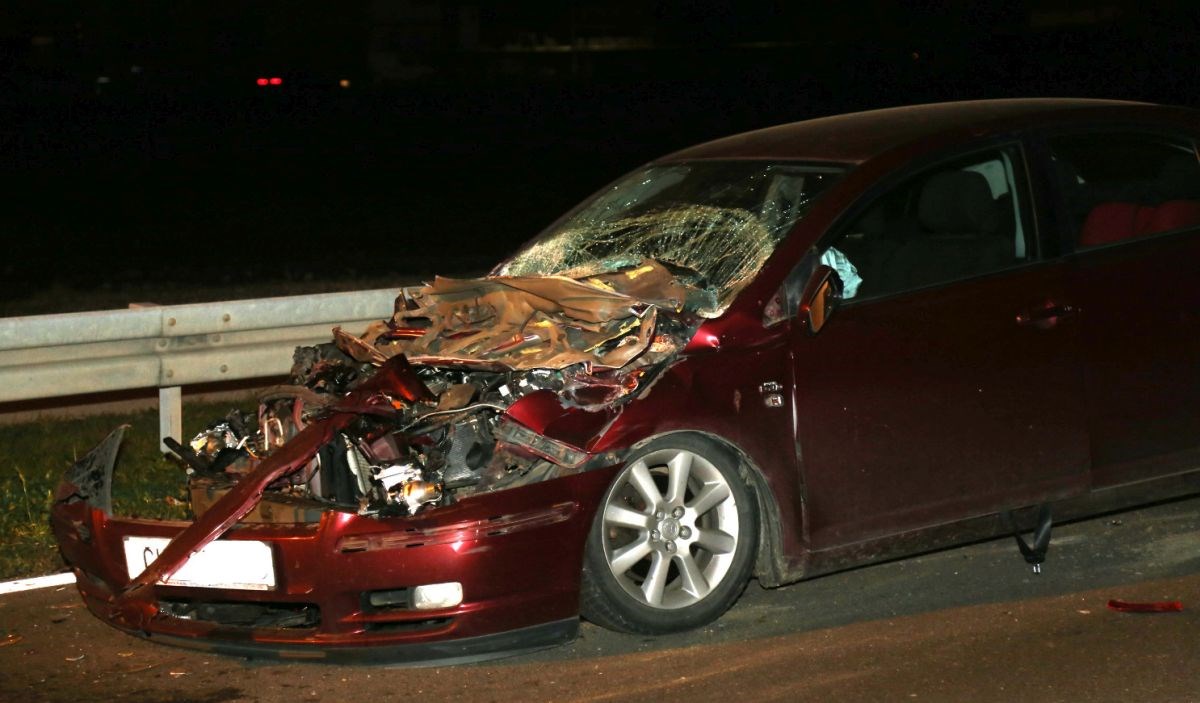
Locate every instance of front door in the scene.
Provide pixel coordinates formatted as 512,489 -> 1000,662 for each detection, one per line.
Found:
790,144 -> 1091,549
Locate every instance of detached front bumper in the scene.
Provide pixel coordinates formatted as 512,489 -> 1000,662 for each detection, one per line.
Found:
51,456 -> 619,663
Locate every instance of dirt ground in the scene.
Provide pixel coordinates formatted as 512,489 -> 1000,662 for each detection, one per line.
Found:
3,496 -> 1198,703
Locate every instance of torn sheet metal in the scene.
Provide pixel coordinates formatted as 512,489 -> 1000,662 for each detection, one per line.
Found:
336,259 -> 699,373
55,258 -> 712,605
108,354 -> 433,625
56,425 -> 126,514
111,415 -> 352,627
109,261 -> 697,541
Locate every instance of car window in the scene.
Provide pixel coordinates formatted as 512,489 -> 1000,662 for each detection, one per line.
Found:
1047,132 -> 1200,249
824,146 -> 1031,300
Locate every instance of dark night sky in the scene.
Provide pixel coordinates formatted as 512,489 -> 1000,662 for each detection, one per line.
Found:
4,1 -> 1200,314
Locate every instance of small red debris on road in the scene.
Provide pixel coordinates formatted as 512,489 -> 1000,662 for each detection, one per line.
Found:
1106,599 -> 1184,613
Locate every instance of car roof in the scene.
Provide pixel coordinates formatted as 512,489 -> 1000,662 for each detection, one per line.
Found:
661,98 -> 1172,164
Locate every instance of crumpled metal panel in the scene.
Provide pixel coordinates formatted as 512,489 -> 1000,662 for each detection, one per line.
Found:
336,260 -> 701,373
105,354 -> 431,627
57,425 -> 127,515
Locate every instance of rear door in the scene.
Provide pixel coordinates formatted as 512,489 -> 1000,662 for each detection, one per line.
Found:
1044,129 -> 1200,487
790,143 -> 1091,549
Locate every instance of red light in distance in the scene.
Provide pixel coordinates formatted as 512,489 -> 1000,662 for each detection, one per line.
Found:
269,77 -> 282,85
255,77 -> 269,86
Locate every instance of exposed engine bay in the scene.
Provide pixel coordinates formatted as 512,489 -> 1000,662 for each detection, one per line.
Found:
171,259 -> 708,521
153,159 -> 833,524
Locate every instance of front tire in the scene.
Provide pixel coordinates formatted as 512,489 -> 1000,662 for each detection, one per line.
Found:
580,434 -> 757,634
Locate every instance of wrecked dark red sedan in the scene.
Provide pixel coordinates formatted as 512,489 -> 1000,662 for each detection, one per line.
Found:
51,98 -> 1200,662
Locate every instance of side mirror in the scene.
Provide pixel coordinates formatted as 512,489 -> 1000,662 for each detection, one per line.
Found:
799,264 -> 841,335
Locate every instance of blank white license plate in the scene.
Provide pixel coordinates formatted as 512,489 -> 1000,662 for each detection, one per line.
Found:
123,536 -> 276,591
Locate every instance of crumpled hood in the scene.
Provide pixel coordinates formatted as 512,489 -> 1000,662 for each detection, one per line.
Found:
334,259 -> 710,373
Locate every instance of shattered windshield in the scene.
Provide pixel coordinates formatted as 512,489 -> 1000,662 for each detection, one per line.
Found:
498,161 -> 845,315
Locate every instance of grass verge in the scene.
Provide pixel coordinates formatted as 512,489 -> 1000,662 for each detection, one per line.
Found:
0,401 -> 252,580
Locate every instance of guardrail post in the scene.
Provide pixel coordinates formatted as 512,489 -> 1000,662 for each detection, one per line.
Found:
159,386 -> 182,453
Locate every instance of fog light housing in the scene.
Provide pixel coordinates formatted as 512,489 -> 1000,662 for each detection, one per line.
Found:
411,582 -> 463,611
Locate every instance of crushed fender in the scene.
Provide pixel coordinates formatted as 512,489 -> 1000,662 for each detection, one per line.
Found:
54,257 -> 724,616
159,260 -> 715,522
55,425 -> 127,515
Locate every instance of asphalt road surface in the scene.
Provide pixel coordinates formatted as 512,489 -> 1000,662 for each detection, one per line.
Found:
3,495 -> 1198,703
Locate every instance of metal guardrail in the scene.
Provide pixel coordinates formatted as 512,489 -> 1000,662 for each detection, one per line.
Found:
0,288 -> 400,448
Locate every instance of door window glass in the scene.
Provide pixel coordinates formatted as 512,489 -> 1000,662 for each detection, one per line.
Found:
826,146 -> 1031,300
1047,132 -> 1200,249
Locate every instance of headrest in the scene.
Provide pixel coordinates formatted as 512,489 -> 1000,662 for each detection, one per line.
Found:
1079,202 -> 1140,247
917,170 -> 1000,235
1150,199 -> 1200,232
1078,199 -> 1200,248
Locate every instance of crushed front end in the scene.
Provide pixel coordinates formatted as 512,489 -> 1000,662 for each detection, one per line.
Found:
49,262 -> 708,662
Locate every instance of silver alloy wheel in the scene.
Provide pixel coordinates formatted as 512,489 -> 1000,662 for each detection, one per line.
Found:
600,448 -> 740,609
